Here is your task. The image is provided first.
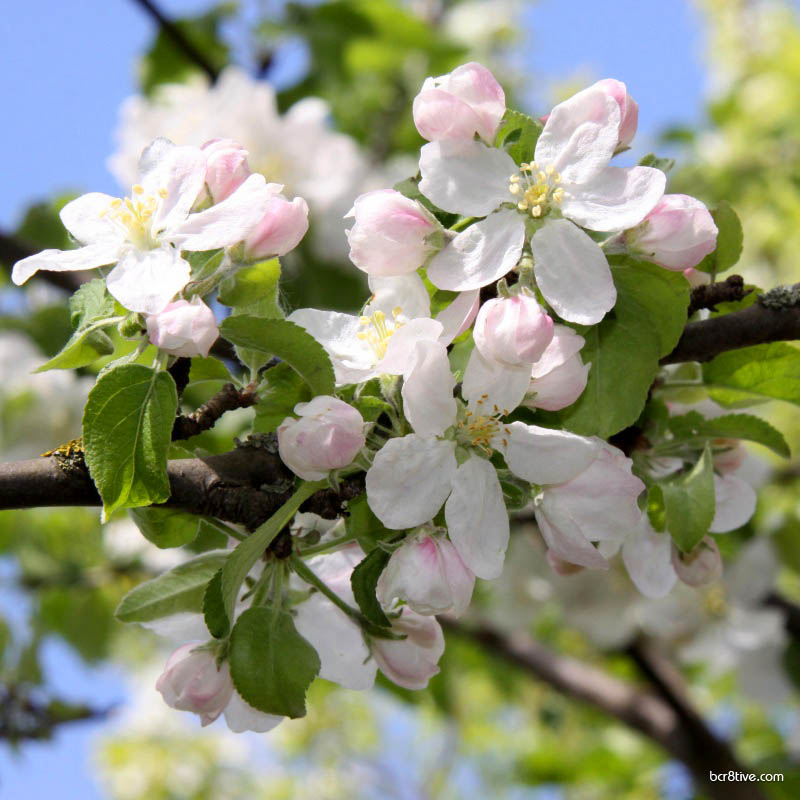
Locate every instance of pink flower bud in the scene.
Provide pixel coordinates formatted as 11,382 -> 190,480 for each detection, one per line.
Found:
278,396 -> 366,480
413,61 -> 505,143
244,188 -> 309,260
473,293 -> 554,367
146,297 -> 219,358
683,267 -> 710,288
672,535 -> 722,587
156,644 -> 234,726
713,440 -> 746,474
346,190 -> 439,276
593,79 -> 639,151
372,608 -> 445,690
377,532 -> 475,617
201,138 -> 251,203
524,354 -> 590,411
626,194 -> 718,270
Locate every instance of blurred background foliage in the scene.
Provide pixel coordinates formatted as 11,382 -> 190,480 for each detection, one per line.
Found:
2,0 -> 800,798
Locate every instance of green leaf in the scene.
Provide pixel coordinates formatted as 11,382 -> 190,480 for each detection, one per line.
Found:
557,258 -> 689,437
660,446 -> 716,552
36,279 -> 118,371
638,153 -> 675,173
703,343 -> 800,408
253,362 -> 312,433
351,549 -> 392,627
217,259 -> 282,319
129,507 -> 201,549
495,109 -> 543,166
346,494 -> 395,551
220,317 -> 335,397
83,365 -> 178,516
229,606 -> 320,718
115,550 -> 229,623
669,411 -> 790,457
696,201 -> 743,274
220,481 -> 325,623
203,569 -> 230,639
188,356 -> 236,387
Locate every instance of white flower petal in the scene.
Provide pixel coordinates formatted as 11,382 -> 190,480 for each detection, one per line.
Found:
710,473 -> 757,533
561,165 -> 666,232
525,354 -> 590,411
445,455 -> 509,579
534,507 -> 609,569
11,242 -> 121,285
106,246 -> 192,314
436,289 -> 480,345
139,612 -> 210,641
503,421 -> 598,484
378,318 -> 443,375
427,209 -> 525,291
293,592 -> 377,690
367,273 -> 431,320
530,324 -> 585,378
366,436 -> 457,529
531,219 -> 616,325
462,348 -> 531,415
534,86 -> 619,185
60,193 -> 126,244
622,520 -> 677,598
223,691 -> 283,733
288,309 -> 373,384
401,340 -> 457,437
169,174 -> 273,250
418,140 -> 516,216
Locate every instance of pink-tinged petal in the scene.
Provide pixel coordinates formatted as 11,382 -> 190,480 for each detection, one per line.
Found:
373,609 -> 445,690
401,340 -> 457,438
503,421 -> 598,484
710,473 -> 756,533
366,436 -> 457,529
462,347 -> 531,415
442,62 -> 506,140
418,140 -> 516,216
672,535 -> 722,588
445,455 -> 509,579
368,273 -> 431,320
245,194 -> 309,259
525,354 -> 590,411
293,591 -> 377,690
622,520 -> 677,598
592,79 -> 639,150
540,441 -> 644,540
427,209 -> 525,291
146,297 -> 219,358
534,507 -> 609,569
562,165 -> 666,232
534,86 -> 620,185
530,324 -> 585,378
60,192 -> 126,245
377,318 -> 444,374
11,242 -> 121,285
473,294 -> 554,366
201,138 -> 251,203
140,140 -> 208,234
140,611 -> 212,641
223,691 -> 283,733
531,219 -> 615,325
168,173 -> 274,250
106,246 -> 191,314
413,89 -> 488,143
288,309 -> 372,384
437,289 -> 480,345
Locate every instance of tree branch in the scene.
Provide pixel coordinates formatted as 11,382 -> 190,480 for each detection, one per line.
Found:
444,621 -> 766,800
687,274 -> 749,316
662,284 -> 800,364
0,230 -> 89,292
129,0 -> 220,83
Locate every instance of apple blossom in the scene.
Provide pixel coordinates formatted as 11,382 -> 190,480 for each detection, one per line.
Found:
710,472 -> 757,533
146,297 -> 219,358
277,396 -> 366,480
13,139 -> 274,314
377,530 -> 476,617
672,535 -> 723,587
201,138 -> 251,202
620,519 -> 678,598
244,189 -> 309,260
372,608 -> 446,690
345,189 -> 440,276
156,644 -> 234,726
413,61 -> 505,144
623,194 -> 717,270
593,79 -> 639,151
419,81 -> 666,323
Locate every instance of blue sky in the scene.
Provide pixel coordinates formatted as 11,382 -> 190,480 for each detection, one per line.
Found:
0,0 -> 712,796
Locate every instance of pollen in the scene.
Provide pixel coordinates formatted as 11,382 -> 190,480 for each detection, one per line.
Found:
104,184 -> 167,249
508,161 -> 563,219
357,307 -> 404,361
456,396 -> 511,456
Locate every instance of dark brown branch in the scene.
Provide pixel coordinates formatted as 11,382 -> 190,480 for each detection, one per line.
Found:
687,274 -> 749,316
662,284 -> 800,364
444,621 -> 766,800
129,0 -> 220,83
172,382 -> 258,440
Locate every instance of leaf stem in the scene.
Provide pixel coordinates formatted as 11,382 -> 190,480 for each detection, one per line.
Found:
450,216 -> 477,232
